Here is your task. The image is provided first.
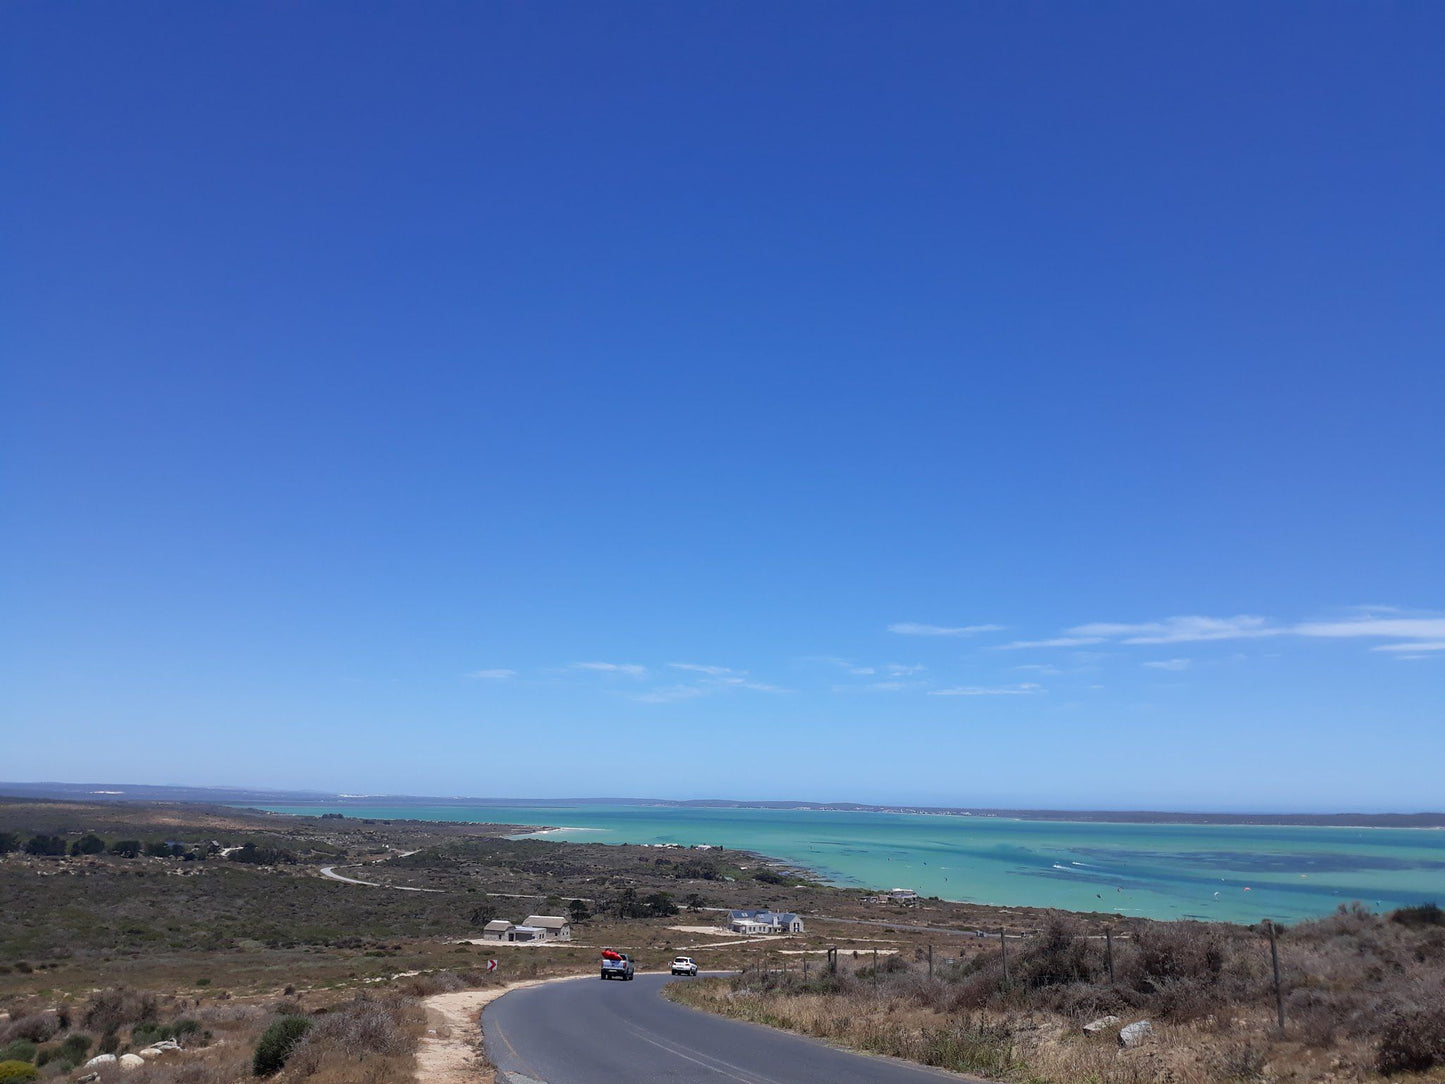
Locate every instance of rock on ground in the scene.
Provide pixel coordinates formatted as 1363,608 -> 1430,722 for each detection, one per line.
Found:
1118,1020 -> 1154,1048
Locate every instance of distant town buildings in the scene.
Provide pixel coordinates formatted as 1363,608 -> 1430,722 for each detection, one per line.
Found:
861,888 -> 920,905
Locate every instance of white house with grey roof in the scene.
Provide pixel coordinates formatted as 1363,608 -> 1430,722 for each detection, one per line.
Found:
728,909 -> 804,934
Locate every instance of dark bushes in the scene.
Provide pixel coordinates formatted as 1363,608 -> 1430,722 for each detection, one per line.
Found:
82,988 -> 158,1035
252,1015 -> 312,1076
69,834 -> 106,856
1377,1004 -> 1445,1074
1391,902 -> 1444,929
0,1016 -> 58,1045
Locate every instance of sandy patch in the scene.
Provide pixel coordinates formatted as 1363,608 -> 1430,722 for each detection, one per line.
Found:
666,925 -> 733,935
415,975 -> 590,1083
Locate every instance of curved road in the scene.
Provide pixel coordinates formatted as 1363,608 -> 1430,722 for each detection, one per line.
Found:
483,973 -> 982,1084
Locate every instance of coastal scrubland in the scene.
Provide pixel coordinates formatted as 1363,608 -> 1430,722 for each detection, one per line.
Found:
4,798 -> 1442,1083
668,903 -> 1445,1083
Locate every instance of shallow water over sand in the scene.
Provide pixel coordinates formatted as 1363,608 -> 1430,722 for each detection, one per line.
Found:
250,802 -> 1445,924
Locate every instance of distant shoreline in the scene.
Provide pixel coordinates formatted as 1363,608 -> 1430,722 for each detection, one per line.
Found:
2,782 -> 1443,829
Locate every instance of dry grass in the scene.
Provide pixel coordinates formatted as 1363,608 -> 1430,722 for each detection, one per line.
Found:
667,904 -> 1445,1083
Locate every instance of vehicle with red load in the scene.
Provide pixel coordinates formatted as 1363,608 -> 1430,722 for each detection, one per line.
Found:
600,949 -> 634,980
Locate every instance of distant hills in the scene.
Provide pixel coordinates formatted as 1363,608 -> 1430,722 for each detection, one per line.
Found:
2,781 -> 1441,828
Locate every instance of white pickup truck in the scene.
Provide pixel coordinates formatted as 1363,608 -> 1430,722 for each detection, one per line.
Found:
600,951 -> 634,980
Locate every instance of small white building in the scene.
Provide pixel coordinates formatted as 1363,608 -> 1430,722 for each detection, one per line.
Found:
482,920 -> 515,941
522,915 -> 572,941
727,909 -> 804,934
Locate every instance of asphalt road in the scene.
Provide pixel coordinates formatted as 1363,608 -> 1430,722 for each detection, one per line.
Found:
482,973 -> 982,1084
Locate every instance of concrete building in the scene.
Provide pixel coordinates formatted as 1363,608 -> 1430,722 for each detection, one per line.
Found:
522,915 -> 573,941
727,909 -> 805,934
482,920 -> 515,941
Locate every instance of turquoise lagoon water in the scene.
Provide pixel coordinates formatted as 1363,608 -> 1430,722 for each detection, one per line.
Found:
251,802 -> 1445,925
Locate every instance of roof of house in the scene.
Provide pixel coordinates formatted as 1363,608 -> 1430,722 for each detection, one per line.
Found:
523,915 -> 570,929
729,909 -> 802,925
484,920 -> 514,932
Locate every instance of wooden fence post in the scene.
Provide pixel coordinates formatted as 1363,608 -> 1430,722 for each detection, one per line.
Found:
1000,928 -> 1009,984
1105,928 -> 1115,984
928,942 -> 934,978
1267,920 -> 1285,1035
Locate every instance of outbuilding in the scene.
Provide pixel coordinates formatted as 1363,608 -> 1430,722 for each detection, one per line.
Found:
522,915 -> 573,941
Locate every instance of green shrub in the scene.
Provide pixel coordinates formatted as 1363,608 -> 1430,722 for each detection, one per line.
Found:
70,833 -> 107,856
110,840 -> 142,858
0,1043 -> 34,1064
61,1035 -> 91,1059
22,835 -> 66,857
0,1061 -> 39,1083
252,1016 -> 312,1076
171,1018 -> 200,1040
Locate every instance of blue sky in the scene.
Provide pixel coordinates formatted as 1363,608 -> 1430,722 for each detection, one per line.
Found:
3,2 -> 1442,810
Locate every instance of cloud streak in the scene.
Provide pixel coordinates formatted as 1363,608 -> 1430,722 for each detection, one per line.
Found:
571,662 -> 648,677
468,668 -> 517,680
1005,611 -> 1445,655
929,683 -> 1041,696
888,622 -> 1004,637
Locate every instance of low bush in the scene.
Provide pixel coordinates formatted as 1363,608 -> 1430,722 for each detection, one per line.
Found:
33,1034 -> 88,1072
0,1016 -> 58,1045
0,1062 -> 39,1084
1377,1005 -> 1445,1074
252,1015 -> 312,1076
0,1043 -> 34,1064
83,987 -> 158,1035
1391,902 -> 1444,929
132,1018 -> 197,1046
287,992 -> 419,1076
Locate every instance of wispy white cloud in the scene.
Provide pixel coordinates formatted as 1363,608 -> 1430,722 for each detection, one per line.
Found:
889,622 -> 1004,637
804,656 -> 885,676
833,680 -> 926,693
1143,658 -> 1192,671
633,664 -> 790,703
571,662 -> 648,678
929,683 -> 1041,697
884,663 -> 927,676
1003,609 -> 1445,656
1014,664 -> 1061,675
468,668 -> 517,680
1069,615 -> 1279,645
669,663 -> 737,676
1000,636 -> 1106,649
632,685 -> 709,704
1294,617 -> 1445,642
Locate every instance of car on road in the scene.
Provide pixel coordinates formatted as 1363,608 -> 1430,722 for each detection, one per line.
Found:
600,951 -> 634,980
669,956 -> 698,976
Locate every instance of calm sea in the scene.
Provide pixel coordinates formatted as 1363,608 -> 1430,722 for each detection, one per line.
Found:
248,802 -> 1445,925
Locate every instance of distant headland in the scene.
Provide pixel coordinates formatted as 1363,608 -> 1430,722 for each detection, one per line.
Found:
3,781 -> 1442,829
